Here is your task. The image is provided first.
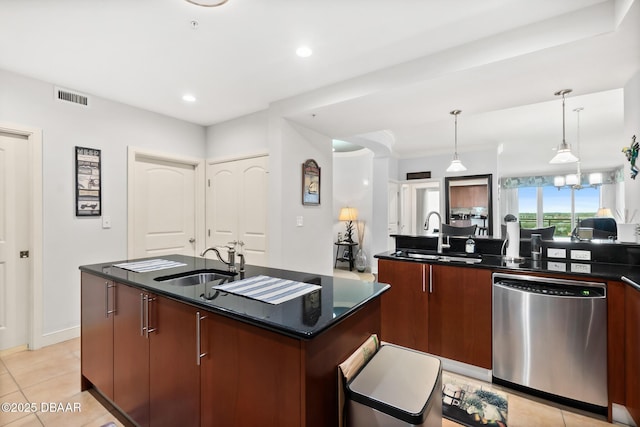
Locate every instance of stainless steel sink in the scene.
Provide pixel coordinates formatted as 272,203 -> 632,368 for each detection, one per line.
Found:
154,269 -> 236,286
396,251 -> 482,264
405,252 -> 439,260
437,255 -> 482,264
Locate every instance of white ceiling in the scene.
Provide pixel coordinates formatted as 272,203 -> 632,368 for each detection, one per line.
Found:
1,0 -> 639,176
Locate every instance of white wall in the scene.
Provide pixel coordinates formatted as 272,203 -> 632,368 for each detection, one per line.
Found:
333,150 -> 374,270
397,148 -> 500,234
278,120 -> 334,275
624,70 -> 640,218
0,68 -> 205,339
205,109 -> 268,159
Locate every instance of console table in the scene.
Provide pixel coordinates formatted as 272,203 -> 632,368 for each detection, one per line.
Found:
334,241 -> 358,271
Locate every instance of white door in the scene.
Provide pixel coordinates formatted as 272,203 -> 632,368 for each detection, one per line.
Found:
387,182 -> 399,250
0,133 -> 29,350
207,156 -> 268,266
132,156 -> 197,258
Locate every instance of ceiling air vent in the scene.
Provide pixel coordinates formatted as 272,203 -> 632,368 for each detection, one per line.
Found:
54,87 -> 89,107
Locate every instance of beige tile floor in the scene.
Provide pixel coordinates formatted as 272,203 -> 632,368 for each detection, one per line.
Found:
0,338 -> 624,427
0,338 -> 125,427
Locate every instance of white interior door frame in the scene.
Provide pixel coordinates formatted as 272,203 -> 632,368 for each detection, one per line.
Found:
0,123 -> 43,350
127,147 -> 205,258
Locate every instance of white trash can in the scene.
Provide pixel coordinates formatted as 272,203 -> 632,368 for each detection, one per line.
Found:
347,344 -> 442,426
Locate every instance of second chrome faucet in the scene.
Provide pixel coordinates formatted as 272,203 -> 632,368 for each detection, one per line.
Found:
200,241 -> 245,273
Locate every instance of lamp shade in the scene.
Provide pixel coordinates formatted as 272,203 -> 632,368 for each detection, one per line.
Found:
589,172 -> 603,185
549,145 -> 579,164
596,207 -> 613,217
446,159 -> 467,172
553,176 -> 565,187
339,207 -> 358,221
565,173 -> 579,186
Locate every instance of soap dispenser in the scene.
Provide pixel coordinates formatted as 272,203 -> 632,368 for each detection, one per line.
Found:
465,236 -> 475,254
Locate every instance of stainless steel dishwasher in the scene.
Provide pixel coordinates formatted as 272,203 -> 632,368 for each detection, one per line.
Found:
492,272 -> 607,413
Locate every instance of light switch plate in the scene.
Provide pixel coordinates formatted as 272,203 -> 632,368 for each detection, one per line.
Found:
547,261 -> 567,272
296,216 -> 303,227
102,215 -> 111,229
547,248 -> 566,258
571,263 -> 592,274
571,249 -> 591,261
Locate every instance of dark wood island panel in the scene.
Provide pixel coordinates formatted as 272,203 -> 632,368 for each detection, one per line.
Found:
80,259 -> 387,427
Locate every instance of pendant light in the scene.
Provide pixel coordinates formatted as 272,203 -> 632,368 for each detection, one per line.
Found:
549,89 -> 579,164
446,110 -> 467,172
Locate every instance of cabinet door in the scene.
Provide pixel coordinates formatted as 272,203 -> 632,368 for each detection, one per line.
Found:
80,272 -> 114,399
149,295 -> 200,427
626,285 -> 640,425
378,259 -> 429,352
200,312 -> 301,427
113,283 -> 150,427
428,265 -> 492,368
607,280 -> 626,407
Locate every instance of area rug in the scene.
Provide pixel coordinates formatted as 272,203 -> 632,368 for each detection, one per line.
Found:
442,372 -> 508,427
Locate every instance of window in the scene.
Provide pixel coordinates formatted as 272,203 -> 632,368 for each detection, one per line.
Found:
518,186 -> 600,237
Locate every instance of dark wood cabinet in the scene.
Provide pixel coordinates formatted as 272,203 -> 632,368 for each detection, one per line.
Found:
607,280 -> 626,411
80,272 -> 114,399
378,260 -> 492,368
379,259 -> 429,352
626,284 -> 640,425
113,283 -> 151,427
200,312 -> 301,427
83,273 -> 201,427
82,271 -> 381,427
449,185 -> 488,209
150,295 -> 201,427
428,265 -> 492,369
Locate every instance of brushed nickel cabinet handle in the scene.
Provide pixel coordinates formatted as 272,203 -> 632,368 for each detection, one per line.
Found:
140,293 -> 145,336
429,265 -> 433,294
106,283 -> 116,315
145,296 -> 156,336
196,312 -> 208,366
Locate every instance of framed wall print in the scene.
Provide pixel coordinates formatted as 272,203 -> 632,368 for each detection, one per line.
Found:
75,146 -> 102,216
302,159 -> 320,206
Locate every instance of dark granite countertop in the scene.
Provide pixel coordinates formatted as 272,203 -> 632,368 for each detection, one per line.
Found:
80,254 -> 389,340
380,234 -> 640,291
375,249 -> 640,284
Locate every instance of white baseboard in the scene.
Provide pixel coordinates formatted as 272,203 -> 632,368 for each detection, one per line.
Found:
439,356 -> 492,383
613,403 -> 637,426
35,325 -> 80,349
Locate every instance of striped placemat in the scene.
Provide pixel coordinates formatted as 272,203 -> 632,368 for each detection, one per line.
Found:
113,259 -> 187,273
215,275 -> 321,305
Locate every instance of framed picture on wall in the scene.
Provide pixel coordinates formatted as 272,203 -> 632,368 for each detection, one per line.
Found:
302,159 -> 320,206
75,146 -> 102,216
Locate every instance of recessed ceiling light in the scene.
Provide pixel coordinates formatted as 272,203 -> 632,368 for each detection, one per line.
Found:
182,94 -> 196,102
296,46 -> 312,58
185,0 -> 228,7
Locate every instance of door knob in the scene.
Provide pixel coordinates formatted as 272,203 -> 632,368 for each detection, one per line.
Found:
189,238 -> 196,243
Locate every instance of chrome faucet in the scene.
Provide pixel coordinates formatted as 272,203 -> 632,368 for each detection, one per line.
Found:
425,211 -> 450,253
200,242 -> 237,272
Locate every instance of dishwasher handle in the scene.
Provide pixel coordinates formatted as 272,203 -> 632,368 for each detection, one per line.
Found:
494,279 -> 605,298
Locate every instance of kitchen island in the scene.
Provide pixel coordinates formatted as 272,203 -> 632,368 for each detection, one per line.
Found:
79,255 -> 389,427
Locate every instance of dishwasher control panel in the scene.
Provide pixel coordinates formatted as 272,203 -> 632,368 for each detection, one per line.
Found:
494,279 -> 605,297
